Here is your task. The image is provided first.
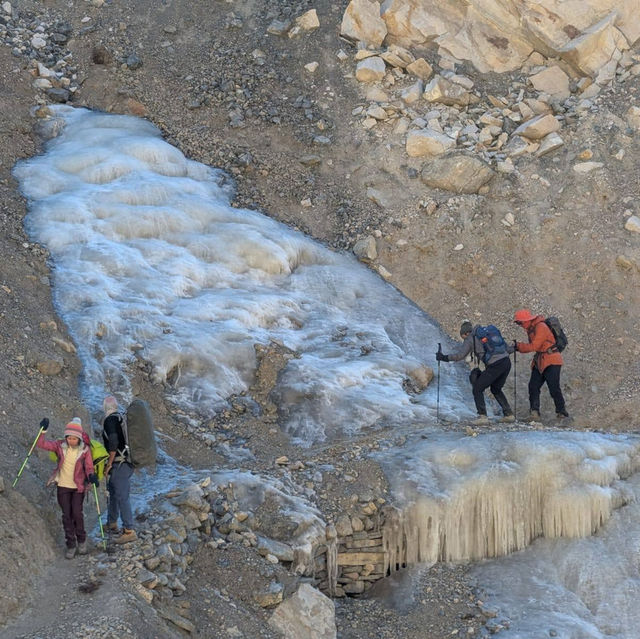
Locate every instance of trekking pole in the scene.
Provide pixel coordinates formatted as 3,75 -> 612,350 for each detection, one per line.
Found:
12,426 -> 44,487
513,346 -> 517,420
93,483 -> 107,550
436,343 -> 441,422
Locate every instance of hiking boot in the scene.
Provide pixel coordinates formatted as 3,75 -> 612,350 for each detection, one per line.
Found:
65,546 -> 76,559
500,414 -> 516,423
105,521 -> 120,533
77,541 -> 88,555
471,415 -> 489,426
114,529 -> 137,545
529,410 -> 541,421
556,410 -> 570,419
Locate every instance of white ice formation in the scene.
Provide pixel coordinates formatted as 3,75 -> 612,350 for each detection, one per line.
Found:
380,430 -> 640,568
14,106 -> 472,444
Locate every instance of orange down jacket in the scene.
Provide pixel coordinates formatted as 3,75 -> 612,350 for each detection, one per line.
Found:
516,315 -> 563,372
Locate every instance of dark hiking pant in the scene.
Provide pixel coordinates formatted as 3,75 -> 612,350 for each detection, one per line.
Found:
529,364 -> 566,413
472,357 -> 512,416
107,462 -> 134,529
57,486 -> 86,548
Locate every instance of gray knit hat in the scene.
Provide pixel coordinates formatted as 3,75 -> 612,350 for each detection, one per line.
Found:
459,321 -> 473,337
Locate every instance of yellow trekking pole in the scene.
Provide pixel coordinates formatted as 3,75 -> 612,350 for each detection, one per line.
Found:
12,420 -> 47,487
92,483 -> 107,550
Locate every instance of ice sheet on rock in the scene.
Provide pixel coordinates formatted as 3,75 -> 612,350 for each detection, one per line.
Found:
211,470 -> 326,574
471,472 -> 640,639
14,105 -> 472,445
377,431 -> 640,571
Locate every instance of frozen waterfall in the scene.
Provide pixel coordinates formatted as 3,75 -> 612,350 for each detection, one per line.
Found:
14,105 -> 471,445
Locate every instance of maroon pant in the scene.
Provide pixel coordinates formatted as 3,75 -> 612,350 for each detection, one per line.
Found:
57,486 -> 86,548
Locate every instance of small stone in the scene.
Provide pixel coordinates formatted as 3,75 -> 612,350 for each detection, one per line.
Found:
513,114 -> 561,140
256,582 -> 284,608
126,53 -> 143,70
31,36 -> 46,49
267,19 -> 291,36
294,9 -> 320,32
529,66 -> 570,99
275,456 -> 289,465
536,132 -> 564,157
453,244 -> 464,251
626,106 -> 640,131
37,359 -> 64,376
573,161 -> 604,173
401,80 -> 423,104
2,2 -> 12,15
616,255 -> 635,270
265,553 -> 279,564
304,62 -> 319,73
624,215 -> 640,234
336,49 -> 348,62
353,236 -> 377,261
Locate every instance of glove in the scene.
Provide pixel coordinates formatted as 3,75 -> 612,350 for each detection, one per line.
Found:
88,473 -> 99,487
39,418 -> 49,432
436,351 -> 449,362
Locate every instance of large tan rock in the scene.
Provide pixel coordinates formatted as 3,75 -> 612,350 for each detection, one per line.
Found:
355,56 -> 386,82
529,66 -> 570,99
421,154 -> 494,193
423,75 -> 477,106
559,13 -> 629,76
269,584 -> 336,639
406,129 -> 455,157
406,57 -> 433,80
513,113 -> 561,140
354,0 -> 640,75
341,0 -> 387,48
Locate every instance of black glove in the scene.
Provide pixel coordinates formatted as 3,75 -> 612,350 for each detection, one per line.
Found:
88,473 -> 99,487
436,351 -> 449,362
39,418 -> 49,432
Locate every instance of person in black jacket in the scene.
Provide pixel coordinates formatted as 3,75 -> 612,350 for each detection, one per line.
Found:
102,396 -> 137,544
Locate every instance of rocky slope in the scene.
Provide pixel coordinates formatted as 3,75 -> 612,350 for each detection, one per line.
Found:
0,0 -> 639,637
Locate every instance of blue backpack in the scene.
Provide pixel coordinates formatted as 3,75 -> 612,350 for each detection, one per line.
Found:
474,325 -> 507,364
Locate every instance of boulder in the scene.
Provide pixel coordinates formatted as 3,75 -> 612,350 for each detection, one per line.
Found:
529,66 -> 570,99
355,56 -> 386,82
406,57 -> 433,80
341,0 -> 387,48
269,584 -> 336,639
421,154 -> 494,194
423,75 -> 477,107
380,45 -> 415,68
559,13 -> 629,77
406,129 -> 455,157
513,114 -> 560,140
359,0 -> 639,75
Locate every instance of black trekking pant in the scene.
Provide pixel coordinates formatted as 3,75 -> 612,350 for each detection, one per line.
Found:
472,357 -> 512,416
528,364 -> 565,413
57,486 -> 86,548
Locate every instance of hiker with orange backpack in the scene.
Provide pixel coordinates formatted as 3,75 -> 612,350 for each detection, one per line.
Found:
513,309 -> 569,422
36,417 -> 98,558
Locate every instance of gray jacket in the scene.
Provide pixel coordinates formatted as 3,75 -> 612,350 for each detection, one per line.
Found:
446,326 -> 510,367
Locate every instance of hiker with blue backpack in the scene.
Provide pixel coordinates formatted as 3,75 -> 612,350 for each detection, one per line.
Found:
36,417 -> 98,558
436,321 -> 514,426
513,309 -> 569,422
102,395 -> 137,544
